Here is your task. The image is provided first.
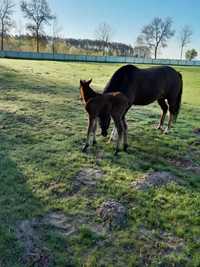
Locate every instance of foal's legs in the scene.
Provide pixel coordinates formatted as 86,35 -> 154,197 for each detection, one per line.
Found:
157,98 -> 168,131
82,116 -> 96,152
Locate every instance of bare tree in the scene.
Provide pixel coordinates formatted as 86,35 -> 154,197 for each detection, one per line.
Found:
51,15 -> 62,54
137,17 -> 175,59
0,0 -> 15,50
95,22 -> 113,55
179,25 -> 192,59
21,0 -> 54,52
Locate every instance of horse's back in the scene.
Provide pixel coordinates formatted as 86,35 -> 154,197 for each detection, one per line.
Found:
103,64 -> 182,105
103,65 -> 139,94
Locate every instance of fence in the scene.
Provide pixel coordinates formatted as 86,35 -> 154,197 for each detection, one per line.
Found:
0,50 -> 200,66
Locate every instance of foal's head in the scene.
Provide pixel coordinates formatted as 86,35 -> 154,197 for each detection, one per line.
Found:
80,79 -> 96,103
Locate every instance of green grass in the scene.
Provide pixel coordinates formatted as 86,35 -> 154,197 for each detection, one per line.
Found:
0,59 -> 200,267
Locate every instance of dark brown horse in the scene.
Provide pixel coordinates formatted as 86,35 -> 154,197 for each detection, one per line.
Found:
80,79 -> 129,154
100,64 -> 183,137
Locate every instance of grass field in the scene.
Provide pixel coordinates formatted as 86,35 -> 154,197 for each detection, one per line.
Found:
0,59 -> 200,267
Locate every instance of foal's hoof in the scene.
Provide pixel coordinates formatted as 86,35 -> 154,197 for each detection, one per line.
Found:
123,144 -> 129,152
82,144 -> 89,153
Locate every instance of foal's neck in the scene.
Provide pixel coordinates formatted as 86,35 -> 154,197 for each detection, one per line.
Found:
83,86 -> 99,103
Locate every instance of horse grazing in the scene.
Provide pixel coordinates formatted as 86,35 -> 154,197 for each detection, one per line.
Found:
100,64 -> 183,136
80,79 -> 129,154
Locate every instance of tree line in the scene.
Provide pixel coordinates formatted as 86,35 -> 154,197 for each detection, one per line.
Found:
0,0 -> 198,60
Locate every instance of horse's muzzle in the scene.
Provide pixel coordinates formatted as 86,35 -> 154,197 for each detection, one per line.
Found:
101,130 -> 108,137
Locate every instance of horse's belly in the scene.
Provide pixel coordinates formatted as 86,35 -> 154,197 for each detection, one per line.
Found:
132,95 -> 159,105
132,87 -> 164,105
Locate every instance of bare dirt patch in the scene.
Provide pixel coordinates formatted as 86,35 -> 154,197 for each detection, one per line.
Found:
16,210 -> 107,265
97,200 -> 127,230
131,171 -> 178,190
71,168 -> 103,194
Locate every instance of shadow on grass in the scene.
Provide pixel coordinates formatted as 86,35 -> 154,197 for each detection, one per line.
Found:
0,110 -> 51,267
0,152 -> 43,266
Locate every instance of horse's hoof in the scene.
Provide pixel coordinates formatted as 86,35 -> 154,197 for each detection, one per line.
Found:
164,128 -> 169,134
123,144 -> 129,152
92,140 -> 97,146
82,144 -> 89,153
114,149 -> 120,156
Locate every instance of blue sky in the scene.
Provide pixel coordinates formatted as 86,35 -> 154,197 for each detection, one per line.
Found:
14,0 -> 200,59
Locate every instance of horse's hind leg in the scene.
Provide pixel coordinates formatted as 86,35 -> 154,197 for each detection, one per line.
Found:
164,100 -> 176,134
164,112 -> 174,134
157,98 -> 168,131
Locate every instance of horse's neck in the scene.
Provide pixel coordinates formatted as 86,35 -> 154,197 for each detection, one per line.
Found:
83,87 -> 98,103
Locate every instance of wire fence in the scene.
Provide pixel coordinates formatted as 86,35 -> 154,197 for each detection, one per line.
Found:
1,50 -> 200,66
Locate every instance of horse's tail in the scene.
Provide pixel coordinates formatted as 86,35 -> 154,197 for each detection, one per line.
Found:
174,72 -> 183,122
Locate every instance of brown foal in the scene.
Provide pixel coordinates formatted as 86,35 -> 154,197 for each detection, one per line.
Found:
80,79 -> 129,155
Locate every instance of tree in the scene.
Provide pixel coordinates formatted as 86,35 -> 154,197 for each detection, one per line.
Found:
95,22 -> 113,55
51,15 -> 62,54
179,25 -> 192,59
137,17 -> 175,59
21,0 -> 54,53
0,0 -> 15,50
185,49 -> 198,61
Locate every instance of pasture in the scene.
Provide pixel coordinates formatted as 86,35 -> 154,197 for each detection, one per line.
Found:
0,59 -> 200,267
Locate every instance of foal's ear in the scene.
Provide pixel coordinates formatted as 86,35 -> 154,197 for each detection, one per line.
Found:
87,79 -> 92,85
80,79 -> 84,86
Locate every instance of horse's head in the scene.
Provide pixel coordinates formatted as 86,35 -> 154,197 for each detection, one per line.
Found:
80,79 -> 92,103
99,112 -> 111,137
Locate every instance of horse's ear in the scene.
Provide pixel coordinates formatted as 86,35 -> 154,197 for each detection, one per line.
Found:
87,79 -> 92,85
80,80 -> 83,86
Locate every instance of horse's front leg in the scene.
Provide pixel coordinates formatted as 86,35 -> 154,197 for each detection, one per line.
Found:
122,117 -> 128,152
112,116 -> 124,155
92,119 -> 97,145
82,116 -> 95,152
108,127 -> 118,143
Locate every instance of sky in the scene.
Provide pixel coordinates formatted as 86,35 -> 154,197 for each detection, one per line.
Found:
14,0 -> 200,59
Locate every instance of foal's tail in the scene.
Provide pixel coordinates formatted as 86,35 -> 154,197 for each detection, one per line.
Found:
174,72 -> 183,122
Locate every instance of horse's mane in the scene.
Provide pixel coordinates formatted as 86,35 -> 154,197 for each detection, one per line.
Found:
103,64 -> 139,94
